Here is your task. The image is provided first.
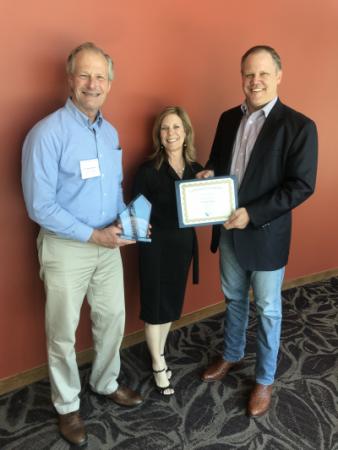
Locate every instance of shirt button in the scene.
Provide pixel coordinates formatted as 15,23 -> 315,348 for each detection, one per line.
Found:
102,211 -> 106,216
102,173 -> 105,178
104,193 -> 107,196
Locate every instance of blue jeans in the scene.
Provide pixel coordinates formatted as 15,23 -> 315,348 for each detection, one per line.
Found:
219,228 -> 285,385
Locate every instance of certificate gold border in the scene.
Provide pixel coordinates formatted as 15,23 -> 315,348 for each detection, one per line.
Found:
179,177 -> 237,226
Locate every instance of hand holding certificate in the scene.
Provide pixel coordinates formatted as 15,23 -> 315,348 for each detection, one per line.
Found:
175,176 -> 238,228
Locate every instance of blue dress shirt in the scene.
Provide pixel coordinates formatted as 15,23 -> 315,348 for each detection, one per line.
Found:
22,99 -> 126,242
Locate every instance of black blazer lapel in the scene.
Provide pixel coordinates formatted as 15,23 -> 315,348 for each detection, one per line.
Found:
224,108 -> 243,173
208,106 -> 242,175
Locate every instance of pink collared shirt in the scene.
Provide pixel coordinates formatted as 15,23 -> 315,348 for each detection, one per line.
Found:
230,97 -> 278,186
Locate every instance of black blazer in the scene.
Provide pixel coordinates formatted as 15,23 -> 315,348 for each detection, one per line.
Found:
206,99 -> 318,271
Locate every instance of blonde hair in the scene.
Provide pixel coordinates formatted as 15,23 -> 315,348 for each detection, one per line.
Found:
150,106 -> 196,169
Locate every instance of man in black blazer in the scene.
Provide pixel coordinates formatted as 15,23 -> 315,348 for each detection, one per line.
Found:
198,46 -> 318,417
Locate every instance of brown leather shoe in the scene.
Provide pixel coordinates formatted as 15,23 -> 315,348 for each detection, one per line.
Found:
201,356 -> 241,382
247,383 -> 273,417
106,385 -> 143,407
58,410 -> 87,447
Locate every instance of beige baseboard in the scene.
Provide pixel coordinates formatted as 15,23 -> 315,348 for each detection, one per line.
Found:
1,267 -> 337,396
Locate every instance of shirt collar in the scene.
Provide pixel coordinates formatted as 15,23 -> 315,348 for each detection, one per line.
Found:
241,96 -> 278,118
65,98 -> 103,128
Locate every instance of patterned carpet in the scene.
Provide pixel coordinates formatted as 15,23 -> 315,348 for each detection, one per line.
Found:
1,277 -> 338,449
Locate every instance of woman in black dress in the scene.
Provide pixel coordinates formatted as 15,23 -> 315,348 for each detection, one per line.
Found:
133,106 -> 202,395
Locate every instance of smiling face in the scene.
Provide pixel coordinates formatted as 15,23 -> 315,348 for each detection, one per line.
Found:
160,113 -> 186,156
68,49 -> 111,121
241,50 -> 282,113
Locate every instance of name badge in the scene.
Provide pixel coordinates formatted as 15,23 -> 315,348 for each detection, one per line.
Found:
80,159 -> 101,179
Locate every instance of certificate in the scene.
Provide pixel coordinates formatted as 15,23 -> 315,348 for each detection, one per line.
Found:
175,176 -> 238,228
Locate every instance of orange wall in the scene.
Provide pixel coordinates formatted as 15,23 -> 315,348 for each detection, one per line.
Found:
1,0 -> 338,379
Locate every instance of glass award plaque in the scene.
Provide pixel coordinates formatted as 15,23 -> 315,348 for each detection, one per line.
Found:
119,194 -> 152,242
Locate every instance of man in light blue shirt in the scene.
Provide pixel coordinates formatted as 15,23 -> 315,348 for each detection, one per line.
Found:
22,42 -> 143,447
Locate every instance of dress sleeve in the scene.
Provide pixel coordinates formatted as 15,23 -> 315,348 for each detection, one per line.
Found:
190,162 -> 204,176
132,164 -> 152,200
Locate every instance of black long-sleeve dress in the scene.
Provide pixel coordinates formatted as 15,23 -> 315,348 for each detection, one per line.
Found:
133,160 -> 203,324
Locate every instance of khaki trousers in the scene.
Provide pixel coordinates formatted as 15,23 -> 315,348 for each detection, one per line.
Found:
37,229 -> 125,414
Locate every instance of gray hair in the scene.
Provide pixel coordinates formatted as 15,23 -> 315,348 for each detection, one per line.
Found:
241,45 -> 282,72
66,42 -> 114,81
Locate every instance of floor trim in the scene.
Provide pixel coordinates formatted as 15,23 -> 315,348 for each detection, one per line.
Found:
1,267 -> 337,396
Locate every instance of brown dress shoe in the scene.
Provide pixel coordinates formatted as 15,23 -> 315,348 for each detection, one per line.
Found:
58,410 -> 87,447
106,385 -> 143,407
201,356 -> 241,382
247,383 -> 273,417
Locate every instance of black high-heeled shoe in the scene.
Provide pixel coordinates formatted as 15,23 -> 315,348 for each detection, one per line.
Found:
152,368 -> 174,396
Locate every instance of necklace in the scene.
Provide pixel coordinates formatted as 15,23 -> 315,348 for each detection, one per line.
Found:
171,163 -> 185,177
169,157 -> 185,177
